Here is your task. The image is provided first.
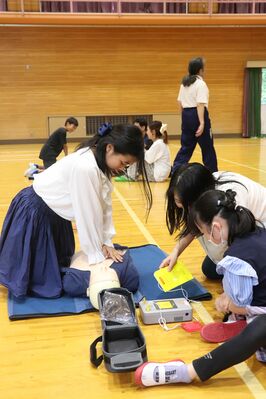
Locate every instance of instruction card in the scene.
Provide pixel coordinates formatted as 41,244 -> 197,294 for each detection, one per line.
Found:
154,261 -> 193,292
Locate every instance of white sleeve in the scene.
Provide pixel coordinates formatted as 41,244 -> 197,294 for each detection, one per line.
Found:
231,183 -> 249,208
69,162 -> 107,265
246,306 -> 266,316
196,81 -> 209,104
216,175 -> 249,208
177,85 -> 183,103
145,142 -> 164,164
102,184 -> 115,247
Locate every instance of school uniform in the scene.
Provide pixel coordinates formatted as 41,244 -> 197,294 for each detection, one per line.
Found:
144,139 -> 171,182
39,127 -> 67,168
0,148 -> 115,298
216,228 -> 266,361
127,139 -> 171,182
200,171 -> 266,265
173,75 -> 218,173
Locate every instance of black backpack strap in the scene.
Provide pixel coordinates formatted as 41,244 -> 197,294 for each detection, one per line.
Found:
90,336 -> 103,368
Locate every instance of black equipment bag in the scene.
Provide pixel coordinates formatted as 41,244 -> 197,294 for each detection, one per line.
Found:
90,288 -> 147,373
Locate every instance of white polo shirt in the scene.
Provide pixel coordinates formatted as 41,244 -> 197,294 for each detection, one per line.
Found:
177,75 -> 209,108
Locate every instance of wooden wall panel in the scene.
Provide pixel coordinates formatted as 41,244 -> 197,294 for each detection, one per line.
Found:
0,26 -> 266,140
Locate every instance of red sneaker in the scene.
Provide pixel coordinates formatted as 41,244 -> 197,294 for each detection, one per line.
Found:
200,320 -> 247,343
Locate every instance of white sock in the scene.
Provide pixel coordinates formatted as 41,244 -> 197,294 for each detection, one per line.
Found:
138,361 -> 192,387
153,363 -> 191,384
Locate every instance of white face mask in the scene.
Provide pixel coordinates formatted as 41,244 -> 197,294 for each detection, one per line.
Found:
208,223 -> 228,250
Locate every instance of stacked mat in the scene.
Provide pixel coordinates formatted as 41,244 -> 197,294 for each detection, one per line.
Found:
8,244 -> 211,320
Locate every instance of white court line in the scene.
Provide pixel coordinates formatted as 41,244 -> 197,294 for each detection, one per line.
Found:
114,186 -> 266,399
171,144 -> 266,174
217,157 -> 266,174
114,187 -> 157,245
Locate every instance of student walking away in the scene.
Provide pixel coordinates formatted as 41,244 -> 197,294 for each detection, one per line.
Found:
0,124 -> 152,298
173,57 -> 218,173
160,163 -> 266,281
135,315 -> 266,387
39,117 -> 79,169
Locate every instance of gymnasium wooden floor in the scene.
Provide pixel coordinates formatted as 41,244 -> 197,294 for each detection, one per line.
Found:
0,138 -> 266,399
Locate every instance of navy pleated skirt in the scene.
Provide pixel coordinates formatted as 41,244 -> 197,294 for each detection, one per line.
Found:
0,186 -> 75,298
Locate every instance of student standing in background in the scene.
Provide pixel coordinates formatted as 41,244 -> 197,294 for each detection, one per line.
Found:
173,57 -> 218,173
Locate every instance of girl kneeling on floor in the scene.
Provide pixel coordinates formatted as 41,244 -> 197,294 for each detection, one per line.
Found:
0,124 -> 152,299
135,189 -> 266,387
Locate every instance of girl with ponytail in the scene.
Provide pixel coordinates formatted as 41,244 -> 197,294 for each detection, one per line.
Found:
135,188 -> 266,388
127,120 -> 171,182
0,123 -> 152,299
173,57 -> 218,173
191,188 -> 266,323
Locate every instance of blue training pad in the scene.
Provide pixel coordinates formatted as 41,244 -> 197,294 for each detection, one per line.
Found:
8,290 -> 143,320
130,244 -> 211,301
8,244 -> 211,320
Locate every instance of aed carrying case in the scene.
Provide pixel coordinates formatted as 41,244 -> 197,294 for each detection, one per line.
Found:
90,288 -> 147,373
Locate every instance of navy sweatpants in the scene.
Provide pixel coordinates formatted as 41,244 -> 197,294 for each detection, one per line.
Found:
173,107 -> 218,173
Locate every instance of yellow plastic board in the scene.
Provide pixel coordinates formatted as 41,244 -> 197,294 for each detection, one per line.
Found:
154,261 -> 193,292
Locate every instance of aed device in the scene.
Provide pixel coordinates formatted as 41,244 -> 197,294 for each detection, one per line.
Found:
139,298 -> 192,325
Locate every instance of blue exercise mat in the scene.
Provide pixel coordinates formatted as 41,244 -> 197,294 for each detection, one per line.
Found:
8,244 -> 211,320
130,244 -> 211,301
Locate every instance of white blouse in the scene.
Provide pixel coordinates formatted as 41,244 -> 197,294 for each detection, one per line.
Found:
33,148 -> 115,265
145,139 -> 171,182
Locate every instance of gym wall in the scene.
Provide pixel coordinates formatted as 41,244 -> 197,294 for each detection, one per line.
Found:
1,26 -> 266,140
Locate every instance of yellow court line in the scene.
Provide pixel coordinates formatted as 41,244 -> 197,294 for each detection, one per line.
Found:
113,185 -> 266,399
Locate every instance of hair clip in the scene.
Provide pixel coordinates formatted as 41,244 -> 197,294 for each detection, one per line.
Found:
98,122 -> 112,137
160,123 -> 168,134
217,200 -> 221,206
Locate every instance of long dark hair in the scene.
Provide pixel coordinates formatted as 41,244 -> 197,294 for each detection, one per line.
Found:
166,163 -> 214,237
190,189 -> 257,245
166,162 -> 247,239
182,57 -> 204,87
76,124 -> 152,215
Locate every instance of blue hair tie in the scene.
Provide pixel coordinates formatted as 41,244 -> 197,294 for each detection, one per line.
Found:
98,122 -> 112,137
